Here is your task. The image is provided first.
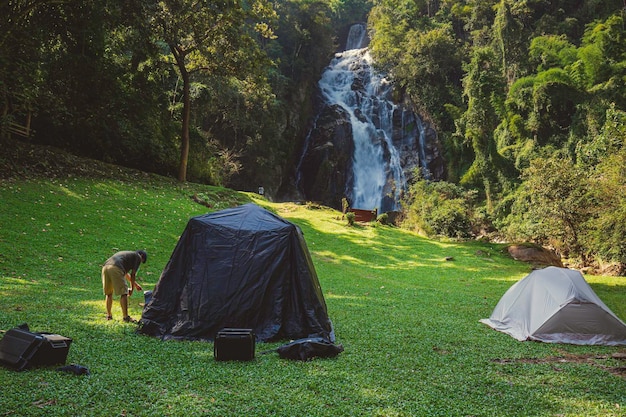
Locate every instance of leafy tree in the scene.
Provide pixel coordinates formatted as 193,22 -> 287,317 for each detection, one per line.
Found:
1,0 -> 179,173
492,0 -> 526,85
462,0 -> 498,46
530,69 -> 582,145
1,1 -> 62,137
578,14 -> 626,107
528,35 -> 577,72
577,105 -> 626,263
460,46 -> 511,209
368,0 -> 419,73
506,154 -> 592,260
270,0 -> 333,86
506,105 -> 626,265
328,0 -> 371,24
150,0 -> 278,182
392,24 -> 463,131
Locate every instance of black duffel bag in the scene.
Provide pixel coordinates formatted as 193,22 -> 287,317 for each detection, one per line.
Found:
276,337 -> 343,361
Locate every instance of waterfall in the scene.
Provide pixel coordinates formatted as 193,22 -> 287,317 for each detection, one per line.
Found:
296,23 -> 437,213
345,23 -> 368,50
318,25 -> 405,212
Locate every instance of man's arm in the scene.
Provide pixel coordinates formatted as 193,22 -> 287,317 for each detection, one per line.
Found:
125,272 -> 142,295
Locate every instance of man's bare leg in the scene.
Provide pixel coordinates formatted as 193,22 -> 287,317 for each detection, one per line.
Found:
105,294 -> 113,319
120,294 -> 129,318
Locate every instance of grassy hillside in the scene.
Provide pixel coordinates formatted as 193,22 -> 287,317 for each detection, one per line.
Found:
0,148 -> 625,416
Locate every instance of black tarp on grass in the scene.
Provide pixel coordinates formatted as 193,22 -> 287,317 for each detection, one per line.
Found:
138,203 -> 334,342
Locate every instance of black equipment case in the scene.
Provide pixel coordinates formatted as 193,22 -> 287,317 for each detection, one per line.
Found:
0,328 -> 72,371
214,328 -> 255,361
0,328 -> 44,371
32,333 -> 73,367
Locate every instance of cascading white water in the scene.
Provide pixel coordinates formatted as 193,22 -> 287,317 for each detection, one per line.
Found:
345,22 -> 368,50
318,24 -> 406,212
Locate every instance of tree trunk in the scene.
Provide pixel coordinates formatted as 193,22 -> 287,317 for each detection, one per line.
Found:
170,43 -> 191,182
178,70 -> 190,182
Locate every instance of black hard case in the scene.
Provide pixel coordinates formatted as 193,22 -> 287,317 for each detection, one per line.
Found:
214,328 -> 255,361
32,333 -> 73,366
0,328 -> 72,371
0,328 -> 45,371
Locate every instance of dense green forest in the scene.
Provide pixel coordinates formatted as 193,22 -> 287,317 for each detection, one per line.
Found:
2,0 -> 626,270
368,0 -> 626,270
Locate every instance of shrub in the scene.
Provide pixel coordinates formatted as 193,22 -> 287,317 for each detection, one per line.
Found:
376,212 -> 389,225
402,177 -> 474,238
428,199 -> 472,238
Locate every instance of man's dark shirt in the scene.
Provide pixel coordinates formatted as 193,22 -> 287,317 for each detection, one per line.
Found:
104,251 -> 142,275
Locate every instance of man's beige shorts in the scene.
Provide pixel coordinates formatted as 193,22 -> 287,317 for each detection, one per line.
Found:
102,265 -> 128,296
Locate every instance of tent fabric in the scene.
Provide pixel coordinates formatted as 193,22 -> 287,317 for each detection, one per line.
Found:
138,203 -> 334,342
480,266 -> 626,345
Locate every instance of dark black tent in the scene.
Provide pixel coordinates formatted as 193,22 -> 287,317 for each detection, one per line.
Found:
138,203 -> 334,342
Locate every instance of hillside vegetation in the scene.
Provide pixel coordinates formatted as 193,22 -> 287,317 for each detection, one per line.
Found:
1,149 -> 625,416
368,1 -> 626,269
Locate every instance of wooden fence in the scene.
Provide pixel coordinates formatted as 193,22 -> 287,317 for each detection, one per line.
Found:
7,121 -> 32,137
2,110 -> 32,138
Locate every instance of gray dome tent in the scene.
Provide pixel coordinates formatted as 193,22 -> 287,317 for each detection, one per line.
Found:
139,203 -> 334,342
480,267 -> 626,345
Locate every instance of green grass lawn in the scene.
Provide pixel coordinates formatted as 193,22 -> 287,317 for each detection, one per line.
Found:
1,169 -> 625,416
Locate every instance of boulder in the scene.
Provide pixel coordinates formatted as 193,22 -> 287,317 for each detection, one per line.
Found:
507,244 -> 563,267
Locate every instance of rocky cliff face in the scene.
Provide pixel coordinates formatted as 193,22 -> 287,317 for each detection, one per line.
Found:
391,106 -> 445,184
296,24 -> 445,213
296,104 -> 354,208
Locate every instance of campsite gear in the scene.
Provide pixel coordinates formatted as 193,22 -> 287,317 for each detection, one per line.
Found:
481,267 -> 626,345
0,325 -> 72,371
0,327 -> 44,371
214,328 -> 256,361
56,364 -> 90,375
31,333 -> 73,366
276,337 -> 344,361
139,203 -> 334,343
143,290 -> 153,307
